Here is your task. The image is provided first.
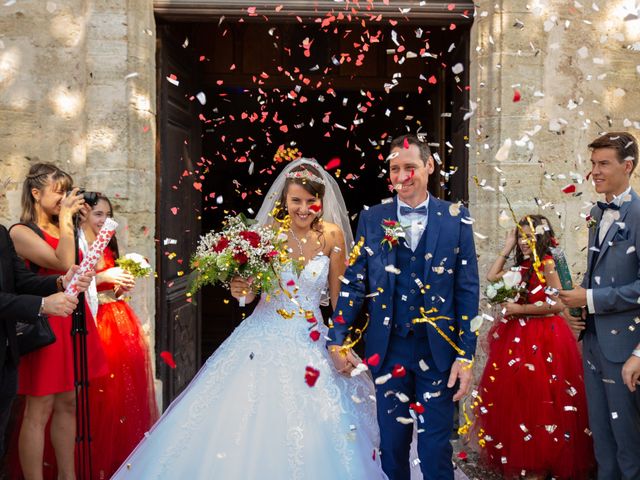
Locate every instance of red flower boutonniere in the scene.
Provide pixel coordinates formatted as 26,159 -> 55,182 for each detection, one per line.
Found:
381,219 -> 405,250
586,215 -> 597,229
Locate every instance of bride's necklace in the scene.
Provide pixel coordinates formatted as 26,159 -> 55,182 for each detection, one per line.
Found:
289,228 -> 310,261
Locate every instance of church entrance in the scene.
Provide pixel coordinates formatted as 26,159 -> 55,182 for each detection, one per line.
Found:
154,1 -> 474,406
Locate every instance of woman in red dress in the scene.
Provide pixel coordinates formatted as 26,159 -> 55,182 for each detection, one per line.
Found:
472,215 -> 594,479
83,195 -> 158,479
10,163 -> 107,480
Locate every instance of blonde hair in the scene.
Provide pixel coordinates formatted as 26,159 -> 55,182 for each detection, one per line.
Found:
20,163 -> 73,224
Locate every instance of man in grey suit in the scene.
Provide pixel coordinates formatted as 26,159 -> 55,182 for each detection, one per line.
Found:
560,132 -> 640,479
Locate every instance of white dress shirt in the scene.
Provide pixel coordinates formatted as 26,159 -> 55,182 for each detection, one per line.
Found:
586,186 -> 631,313
397,196 -> 429,252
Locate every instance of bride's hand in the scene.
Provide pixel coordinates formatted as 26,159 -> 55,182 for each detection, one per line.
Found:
328,346 -> 360,377
230,276 -> 256,304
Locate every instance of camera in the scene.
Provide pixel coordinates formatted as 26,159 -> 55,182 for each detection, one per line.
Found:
68,189 -> 99,207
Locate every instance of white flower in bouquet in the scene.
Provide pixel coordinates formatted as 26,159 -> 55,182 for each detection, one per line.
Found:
486,284 -> 498,300
502,270 -> 522,290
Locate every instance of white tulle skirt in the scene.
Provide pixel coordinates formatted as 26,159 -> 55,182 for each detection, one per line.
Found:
111,303 -> 387,480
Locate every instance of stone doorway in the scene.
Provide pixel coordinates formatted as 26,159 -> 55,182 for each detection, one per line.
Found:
154,1 -> 473,406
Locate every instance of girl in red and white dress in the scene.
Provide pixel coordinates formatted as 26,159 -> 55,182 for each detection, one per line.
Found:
83,195 -> 158,479
473,214 -> 594,479
10,163 -> 107,480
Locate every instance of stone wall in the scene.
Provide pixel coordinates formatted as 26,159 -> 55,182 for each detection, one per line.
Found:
0,0 -> 156,338
468,0 -> 640,381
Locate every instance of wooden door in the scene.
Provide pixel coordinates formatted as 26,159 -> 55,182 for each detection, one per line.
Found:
155,25 -> 203,407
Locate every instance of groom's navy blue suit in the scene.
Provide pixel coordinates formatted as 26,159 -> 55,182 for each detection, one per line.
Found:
328,195 -> 479,480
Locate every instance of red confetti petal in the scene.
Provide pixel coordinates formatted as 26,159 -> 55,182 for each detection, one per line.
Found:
334,315 -> 345,324
279,125 -> 289,133
562,184 -> 576,194
403,138 -> 410,149
305,366 -> 320,387
325,157 -> 341,170
392,364 -> 406,377
170,207 -> 179,215
513,89 -> 521,102
428,75 -> 437,84
457,451 -> 468,461
193,182 -> 202,192
309,330 -> 321,342
447,3 -> 456,10
286,279 -> 296,286
367,353 -> 380,367
410,402 -> 425,414
160,351 -> 177,369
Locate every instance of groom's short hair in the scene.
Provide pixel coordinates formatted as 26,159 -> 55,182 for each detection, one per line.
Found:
588,132 -> 638,173
390,134 -> 432,166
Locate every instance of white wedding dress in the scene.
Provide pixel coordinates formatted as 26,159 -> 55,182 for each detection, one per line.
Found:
111,254 -> 387,479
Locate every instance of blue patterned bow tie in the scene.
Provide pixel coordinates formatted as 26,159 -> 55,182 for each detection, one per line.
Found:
597,201 -> 620,211
400,205 -> 428,216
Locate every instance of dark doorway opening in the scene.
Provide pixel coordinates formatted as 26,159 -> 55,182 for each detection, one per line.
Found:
155,13 -> 471,405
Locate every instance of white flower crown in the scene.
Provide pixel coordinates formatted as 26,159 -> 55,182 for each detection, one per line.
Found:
284,169 -> 325,185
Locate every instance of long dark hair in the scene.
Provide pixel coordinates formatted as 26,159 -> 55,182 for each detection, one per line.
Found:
515,214 -> 556,294
274,164 -> 326,233
94,193 -> 120,258
20,163 -> 73,224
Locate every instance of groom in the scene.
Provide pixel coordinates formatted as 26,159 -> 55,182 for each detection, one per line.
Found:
559,132 -> 640,479
328,134 -> 479,480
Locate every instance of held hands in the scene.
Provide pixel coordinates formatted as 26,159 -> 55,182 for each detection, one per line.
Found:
501,301 -> 523,317
448,359 -> 473,402
60,188 -> 87,221
229,276 -> 256,304
562,307 -> 586,336
63,265 -> 96,294
100,267 -> 136,291
622,355 -> 640,392
328,346 -> 360,377
503,228 -> 517,255
558,286 -> 587,309
42,292 -> 78,317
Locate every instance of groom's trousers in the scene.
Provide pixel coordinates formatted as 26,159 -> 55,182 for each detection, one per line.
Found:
374,331 -> 455,480
583,332 -> 640,480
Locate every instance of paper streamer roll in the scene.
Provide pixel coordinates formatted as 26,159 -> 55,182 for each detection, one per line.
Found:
65,217 -> 118,297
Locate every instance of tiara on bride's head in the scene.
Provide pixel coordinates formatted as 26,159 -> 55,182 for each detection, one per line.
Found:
284,168 -> 325,185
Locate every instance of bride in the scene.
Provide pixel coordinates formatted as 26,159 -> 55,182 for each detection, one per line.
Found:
111,158 -> 388,479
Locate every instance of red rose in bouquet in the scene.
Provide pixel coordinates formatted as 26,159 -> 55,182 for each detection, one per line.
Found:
239,230 -> 261,248
213,237 -> 229,253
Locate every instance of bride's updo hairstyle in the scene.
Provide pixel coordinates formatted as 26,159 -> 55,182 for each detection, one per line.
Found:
274,163 -> 326,232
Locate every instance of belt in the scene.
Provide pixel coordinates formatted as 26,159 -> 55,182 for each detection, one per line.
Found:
97,290 -> 119,305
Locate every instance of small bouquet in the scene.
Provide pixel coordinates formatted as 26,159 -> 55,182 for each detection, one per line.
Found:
485,270 -> 525,304
189,214 -> 286,302
116,253 -> 152,278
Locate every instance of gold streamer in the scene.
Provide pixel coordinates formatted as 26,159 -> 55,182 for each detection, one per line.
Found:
411,307 -> 466,357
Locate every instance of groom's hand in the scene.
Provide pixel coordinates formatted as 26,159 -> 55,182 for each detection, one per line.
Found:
328,346 -> 359,377
448,359 -> 473,402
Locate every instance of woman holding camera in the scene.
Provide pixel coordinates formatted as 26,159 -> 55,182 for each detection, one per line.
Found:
9,163 -> 106,480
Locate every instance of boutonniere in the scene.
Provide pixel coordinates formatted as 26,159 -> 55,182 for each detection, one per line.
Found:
586,215 -> 597,229
381,219 -> 405,250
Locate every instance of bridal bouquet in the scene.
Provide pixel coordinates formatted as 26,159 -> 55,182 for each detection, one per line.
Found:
116,253 -> 152,278
485,270 -> 525,304
189,214 -> 286,297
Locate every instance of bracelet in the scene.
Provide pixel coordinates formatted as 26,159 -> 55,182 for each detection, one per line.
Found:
632,349 -> 640,359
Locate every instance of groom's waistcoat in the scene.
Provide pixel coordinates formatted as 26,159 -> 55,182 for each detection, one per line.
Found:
392,232 -> 428,338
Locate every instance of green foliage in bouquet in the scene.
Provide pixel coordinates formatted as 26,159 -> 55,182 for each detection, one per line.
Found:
115,253 -> 152,278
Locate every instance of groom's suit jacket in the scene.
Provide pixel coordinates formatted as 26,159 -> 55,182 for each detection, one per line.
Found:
580,189 -> 640,362
328,196 -> 479,373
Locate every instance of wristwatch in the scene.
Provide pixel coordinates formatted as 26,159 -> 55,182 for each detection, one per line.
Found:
38,298 -> 45,316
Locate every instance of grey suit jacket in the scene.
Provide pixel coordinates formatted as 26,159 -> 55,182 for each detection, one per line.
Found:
581,188 -> 640,362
